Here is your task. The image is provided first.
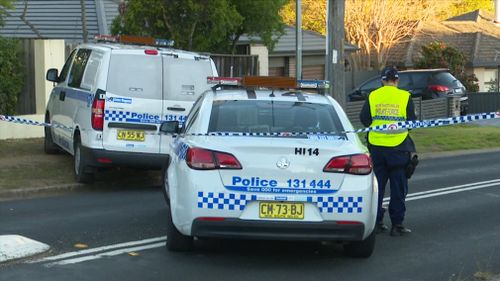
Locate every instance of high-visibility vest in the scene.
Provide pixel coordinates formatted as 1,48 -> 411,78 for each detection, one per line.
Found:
368,86 -> 410,147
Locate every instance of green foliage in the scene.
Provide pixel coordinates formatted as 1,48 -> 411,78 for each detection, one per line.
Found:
0,37 -> 24,115
436,0 -> 494,20
111,0 -> 286,53
415,42 -> 479,92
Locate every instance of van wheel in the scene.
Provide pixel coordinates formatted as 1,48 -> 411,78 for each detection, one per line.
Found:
44,114 -> 59,154
74,137 -> 94,184
166,204 -> 193,252
343,230 -> 376,258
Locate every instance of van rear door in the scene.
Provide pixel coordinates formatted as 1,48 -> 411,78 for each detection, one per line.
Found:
160,55 -> 215,154
103,51 -> 163,154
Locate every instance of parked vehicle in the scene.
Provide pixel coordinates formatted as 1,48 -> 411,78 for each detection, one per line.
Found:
160,77 -> 378,258
44,35 -> 218,183
348,69 -> 468,114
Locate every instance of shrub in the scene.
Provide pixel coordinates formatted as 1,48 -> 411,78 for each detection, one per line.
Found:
415,42 -> 479,92
0,37 -> 24,115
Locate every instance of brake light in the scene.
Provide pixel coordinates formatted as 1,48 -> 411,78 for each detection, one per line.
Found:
429,85 -> 449,92
144,49 -> 158,55
186,147 -> 241,170
323,154 -> 372,175
91,94 -> 105,131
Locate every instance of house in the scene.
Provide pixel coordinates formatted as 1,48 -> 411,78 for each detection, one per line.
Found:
387,9 -> 500,92
237,25 -> 359,79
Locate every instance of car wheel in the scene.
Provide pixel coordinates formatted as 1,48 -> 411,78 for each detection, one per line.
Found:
343,230 -> 376,258
74,137 -> 94,184
44,114 -> 59,154
165,204 -> 193,252
162,165 -> 169,205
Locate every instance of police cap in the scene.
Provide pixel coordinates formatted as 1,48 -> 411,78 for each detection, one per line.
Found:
381,66 -> 399,81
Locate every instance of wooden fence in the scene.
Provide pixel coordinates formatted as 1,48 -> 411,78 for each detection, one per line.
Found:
210,54 -> 259,77
345,97 -> 452,129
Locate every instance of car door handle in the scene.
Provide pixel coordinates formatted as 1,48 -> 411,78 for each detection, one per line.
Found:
59,91 -> 66,101
167,107 -> 185,112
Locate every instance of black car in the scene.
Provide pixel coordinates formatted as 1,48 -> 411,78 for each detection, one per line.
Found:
348,69 -> 468,114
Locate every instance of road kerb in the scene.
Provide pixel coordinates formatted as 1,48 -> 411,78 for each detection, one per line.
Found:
0,183 -> 84,200
0,235 -> 50,263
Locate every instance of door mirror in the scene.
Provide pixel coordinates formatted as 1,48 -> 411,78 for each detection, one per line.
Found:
46,68 -> 59,82
160,121 -> 180,134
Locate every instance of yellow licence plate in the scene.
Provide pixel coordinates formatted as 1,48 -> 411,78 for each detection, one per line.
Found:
117,130 -> 145,141
259,202 -> 304,219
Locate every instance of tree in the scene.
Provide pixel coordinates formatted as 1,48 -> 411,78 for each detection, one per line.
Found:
112,0 -> 286,53
0,38 -> 25,115
415,42 -> 479,92
436,0 -> 494,20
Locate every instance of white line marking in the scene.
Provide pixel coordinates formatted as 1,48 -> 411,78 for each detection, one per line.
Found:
383,178 -> 500,203
0,235 -> 50,262
45,242 -> 165,267
30,236 -> 166,263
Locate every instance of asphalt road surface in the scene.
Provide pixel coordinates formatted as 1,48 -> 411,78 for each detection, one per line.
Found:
1,151 -> 500,281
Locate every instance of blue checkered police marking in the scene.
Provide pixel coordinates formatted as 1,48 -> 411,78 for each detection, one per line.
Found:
104,110 -> 131,122
197,192 -> 257,211
307,196 -> 363,213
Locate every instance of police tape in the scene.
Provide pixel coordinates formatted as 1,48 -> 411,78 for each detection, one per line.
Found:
1,112 -> 499,136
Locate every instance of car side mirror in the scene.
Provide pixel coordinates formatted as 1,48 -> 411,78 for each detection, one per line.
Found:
160,121 -> 180,134
46,68 -> 59,82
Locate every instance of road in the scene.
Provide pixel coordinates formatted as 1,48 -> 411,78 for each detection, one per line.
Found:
1,151 -> 500,281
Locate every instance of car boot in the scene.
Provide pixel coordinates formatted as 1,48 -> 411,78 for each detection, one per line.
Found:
390,224 -> 412,236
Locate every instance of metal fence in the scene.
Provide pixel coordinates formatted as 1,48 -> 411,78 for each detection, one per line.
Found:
210,54 -> 259,77
467,92 -> 500,114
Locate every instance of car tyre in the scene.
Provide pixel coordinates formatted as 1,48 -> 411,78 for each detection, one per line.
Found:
161,159 -> 170,205
44,114 -> 59,154
343,230 -> 376,258
166,204 -> 193,252
74,136 -> 95,184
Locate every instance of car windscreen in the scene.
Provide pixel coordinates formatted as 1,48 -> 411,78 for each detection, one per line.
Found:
163,57 -> 214,102
208,100 -> 344,134
107,54 -> 162,99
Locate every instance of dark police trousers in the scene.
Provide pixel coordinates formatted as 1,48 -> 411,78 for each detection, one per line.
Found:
370,146 -> 411,225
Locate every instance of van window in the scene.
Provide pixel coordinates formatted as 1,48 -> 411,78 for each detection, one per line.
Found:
107,54 -> 162,99
59,50 -> 76,83
80,51 -> 103,91
163,57 -> 213,102
68,49 -> 92,88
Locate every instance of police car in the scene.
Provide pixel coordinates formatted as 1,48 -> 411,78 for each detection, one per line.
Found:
161,77 -> 378,257
44,35 -> 217,183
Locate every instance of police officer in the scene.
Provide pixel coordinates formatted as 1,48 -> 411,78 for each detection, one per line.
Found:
359,66 -> 417,236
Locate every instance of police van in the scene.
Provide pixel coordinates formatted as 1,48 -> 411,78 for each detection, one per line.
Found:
44,35 -> 218,183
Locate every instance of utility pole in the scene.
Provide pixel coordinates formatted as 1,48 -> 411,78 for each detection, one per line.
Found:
80,0 -> 88,43
295,0 -> 302,80
326,0 -> 346,108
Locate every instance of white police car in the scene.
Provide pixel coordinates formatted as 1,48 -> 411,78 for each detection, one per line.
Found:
44,35 -> 217,183
161,77 -> 378,257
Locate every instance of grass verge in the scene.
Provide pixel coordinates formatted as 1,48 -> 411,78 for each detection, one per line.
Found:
0,138 -> 160,191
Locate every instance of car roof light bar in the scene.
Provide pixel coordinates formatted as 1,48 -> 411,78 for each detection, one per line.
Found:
207,77 -> 242,86
297,79 -> 331,89
94,35 -> 175,47
242,76 -> 297,89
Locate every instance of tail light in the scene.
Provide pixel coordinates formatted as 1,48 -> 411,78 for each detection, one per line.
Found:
429,85 -> 450,92
323,154 -> 372,175
186,147 -> 241,170
91,90 -> 106,130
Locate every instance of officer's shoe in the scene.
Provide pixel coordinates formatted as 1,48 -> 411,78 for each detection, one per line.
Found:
390,224 -> 412,236
376,222 -> 388,234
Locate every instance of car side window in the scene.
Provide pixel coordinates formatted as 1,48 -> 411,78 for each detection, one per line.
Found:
398,73 -> 411,89
182,94 -> 204,133
58,50 -> 76,83
68,49 -> 92,89
360,77 -> 382,91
